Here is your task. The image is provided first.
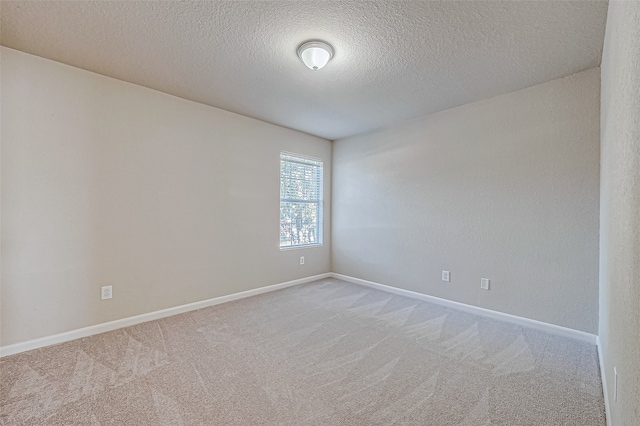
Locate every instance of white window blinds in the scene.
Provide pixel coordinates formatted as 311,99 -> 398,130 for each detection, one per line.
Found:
280,153 -> 323,248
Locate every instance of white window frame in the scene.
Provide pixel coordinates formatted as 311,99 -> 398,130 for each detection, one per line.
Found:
279,152 -> 323,249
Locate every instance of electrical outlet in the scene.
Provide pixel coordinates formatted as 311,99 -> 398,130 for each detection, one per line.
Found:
300,256 -> 305,265
101,286 -> 112,300
480,278 -> 490,290
442,270 -> 450,282
614,367 -> 618,402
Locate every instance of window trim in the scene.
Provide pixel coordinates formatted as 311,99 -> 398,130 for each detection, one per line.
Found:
279,151 -> 323,250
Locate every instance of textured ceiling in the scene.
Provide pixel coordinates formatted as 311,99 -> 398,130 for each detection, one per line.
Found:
1,1 -> 608,140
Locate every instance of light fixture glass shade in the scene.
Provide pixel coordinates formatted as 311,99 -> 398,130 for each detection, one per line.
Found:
297,41 -> 333,70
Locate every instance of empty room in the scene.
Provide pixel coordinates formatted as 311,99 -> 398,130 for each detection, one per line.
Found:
1,1 -> 638,425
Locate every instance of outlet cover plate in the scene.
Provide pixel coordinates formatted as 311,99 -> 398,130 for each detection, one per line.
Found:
614,367 -> 618,402
442,270 -> 450,282
480,278 -> 490,290
101,286 -> 112,300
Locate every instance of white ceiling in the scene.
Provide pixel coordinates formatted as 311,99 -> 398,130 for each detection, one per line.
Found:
1,1 -> 608,140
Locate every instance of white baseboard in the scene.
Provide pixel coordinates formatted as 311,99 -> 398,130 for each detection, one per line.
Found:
0,271 -> 599,354
330,273 -> 597,344
0,273 -> 331,358
597,337 -> 612,426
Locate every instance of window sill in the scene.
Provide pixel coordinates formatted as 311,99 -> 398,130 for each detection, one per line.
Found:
280,243 -> 323,251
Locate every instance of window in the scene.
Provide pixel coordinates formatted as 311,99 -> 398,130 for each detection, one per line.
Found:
280,152 -> 323,248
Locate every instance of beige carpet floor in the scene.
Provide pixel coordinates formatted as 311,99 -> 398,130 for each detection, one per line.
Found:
1,278 -> 606,425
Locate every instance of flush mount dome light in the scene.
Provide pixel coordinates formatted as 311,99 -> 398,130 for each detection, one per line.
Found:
297,40 -> 334,70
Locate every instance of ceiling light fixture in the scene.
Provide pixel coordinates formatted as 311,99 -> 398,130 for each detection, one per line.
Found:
297,41 -> 334,71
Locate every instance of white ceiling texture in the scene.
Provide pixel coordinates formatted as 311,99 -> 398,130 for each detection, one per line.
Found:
1,1 -> 608,140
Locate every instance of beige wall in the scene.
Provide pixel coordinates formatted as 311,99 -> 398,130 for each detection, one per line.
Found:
332,68 -> 600,334
0,47 -> 331,347
599,1 -> 640,425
